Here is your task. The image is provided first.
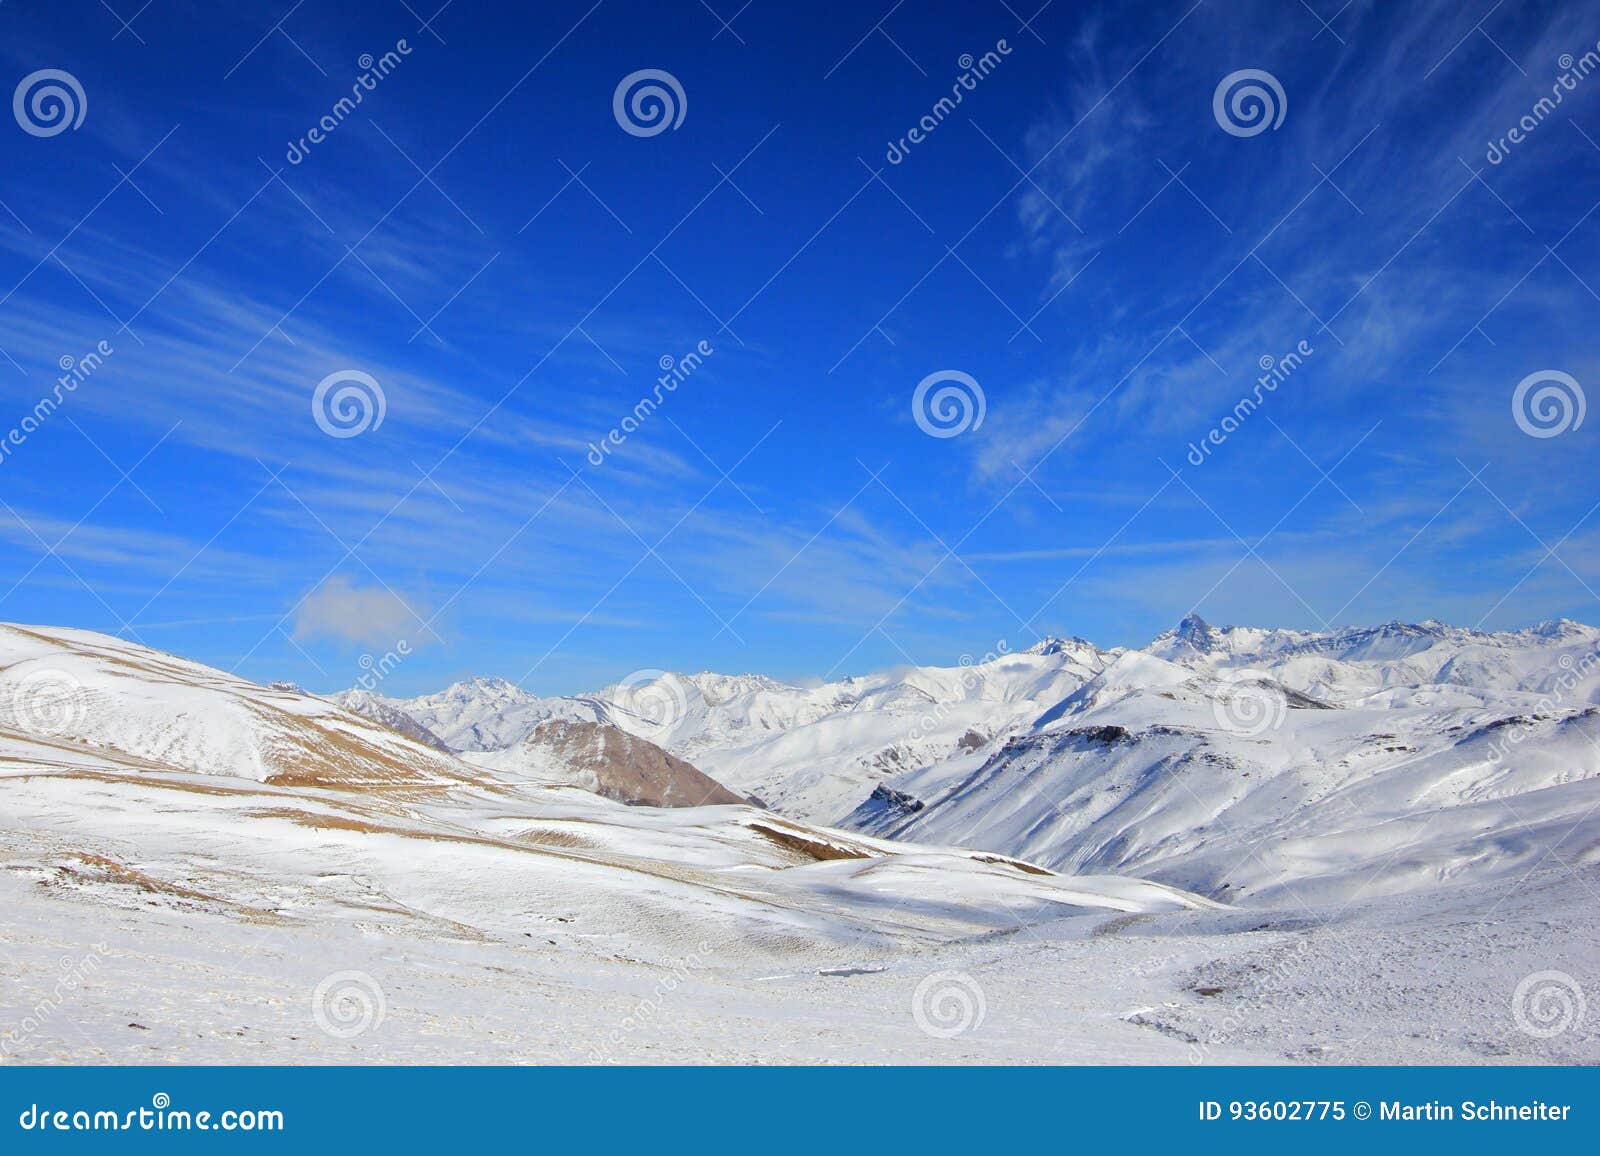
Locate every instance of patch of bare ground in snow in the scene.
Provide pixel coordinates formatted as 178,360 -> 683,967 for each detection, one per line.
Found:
32,852 -> 288,924
746,821 -> 872,862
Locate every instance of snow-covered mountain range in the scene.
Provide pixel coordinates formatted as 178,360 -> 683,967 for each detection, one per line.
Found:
3,616 -> 1596,1063
358,615 -> 1600,908
0,623 -> 1219,1053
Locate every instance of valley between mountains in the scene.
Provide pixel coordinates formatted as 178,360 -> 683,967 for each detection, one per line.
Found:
2,615 -> 1596,1064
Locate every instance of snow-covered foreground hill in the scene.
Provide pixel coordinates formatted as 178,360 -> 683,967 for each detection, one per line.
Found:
6,854 -> 1593,1064
2,620 -> 1595,1064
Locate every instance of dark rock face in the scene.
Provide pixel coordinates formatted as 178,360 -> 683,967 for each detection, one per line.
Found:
842,782 -> 926,837
1281,686 -> 1336,711
868,784 -> 924,814
1171,613 -> 1219,653
1062,724 -> 1133,746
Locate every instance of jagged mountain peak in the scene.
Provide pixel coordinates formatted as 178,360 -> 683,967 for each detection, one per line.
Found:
1145,612 -> 1227,656
1024,634 -> 1100,658
1173,612 -> 1218,647
460,674 -> 524,694
1528,617 -> 1594,641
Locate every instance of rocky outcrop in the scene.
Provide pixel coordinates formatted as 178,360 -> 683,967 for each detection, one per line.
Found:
518,719 -> 749,808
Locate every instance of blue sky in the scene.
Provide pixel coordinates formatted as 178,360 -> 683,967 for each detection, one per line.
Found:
1,0 -> 1598,695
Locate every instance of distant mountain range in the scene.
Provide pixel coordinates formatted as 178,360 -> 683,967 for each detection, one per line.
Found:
350,615 -> 1600,905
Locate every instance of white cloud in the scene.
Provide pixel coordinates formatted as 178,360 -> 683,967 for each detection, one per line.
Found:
292,575 -> 428,646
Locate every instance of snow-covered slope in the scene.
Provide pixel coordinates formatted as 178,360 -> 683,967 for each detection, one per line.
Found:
855,617 -> 1600,906
1147,613 -> 1600,708
0,624 -> 475,788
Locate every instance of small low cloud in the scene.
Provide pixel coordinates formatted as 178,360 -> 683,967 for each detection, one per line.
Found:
293,576 -> 428,646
